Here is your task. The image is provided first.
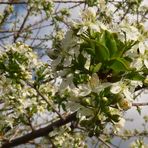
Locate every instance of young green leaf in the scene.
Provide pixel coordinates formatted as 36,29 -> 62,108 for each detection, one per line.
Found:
95,41 -> 110,62
109,58 -> 130,72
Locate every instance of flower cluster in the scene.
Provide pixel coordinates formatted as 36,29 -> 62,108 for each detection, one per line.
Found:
28,0 -> 54,16
51,7 -> 148,135
0,43 -> 55,140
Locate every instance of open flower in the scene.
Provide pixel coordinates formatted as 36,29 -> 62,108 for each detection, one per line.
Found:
119,23 -> 140,41
110,81 -> 133,100
119,98 -> 132,110
81,7 -> 96,21
70,73 -> 111,97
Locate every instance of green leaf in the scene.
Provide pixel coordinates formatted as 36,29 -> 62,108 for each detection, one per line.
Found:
124,40 -> 138,52
126,71 -> 145,81
80,42 -> 89,52
95,41 -> 110,62
113,40 -> 125,58
73,73 -> 89,86
114,40 -> 138,58
109,58 -> 130,72
86,0 -> 98,6
90,63 -> 102,73
99,31 -> 106,46
85,48 -> 95,55
100,30 -> 118,58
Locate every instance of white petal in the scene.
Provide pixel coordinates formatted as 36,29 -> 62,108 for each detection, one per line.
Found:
77,107 -> 93,116
94,82 -> 112,94
78,84 -> 91,96
131,58 -> 143,70
67,102 -> 81,112
123,88 -> 133,100
144,59 -> 148,68
89,24 -> 100,32
77,26 -> 88,35
84,55 -> 91,70
63,56 -> 72,67
89,73 -> 100,89
131,80 -> 143,87
139,42 -> 145,54
110,85 -> 121,94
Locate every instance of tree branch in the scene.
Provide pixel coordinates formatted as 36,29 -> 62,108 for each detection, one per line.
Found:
132,102 -> 148,107
0,0 -> 85,5
13,7 -> 32,43
53,0 -> 84,3
97,137 -> 112,148
1,112 -> 77,148
26,81 -> 64,120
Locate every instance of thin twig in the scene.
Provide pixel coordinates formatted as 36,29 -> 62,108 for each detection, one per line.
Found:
98,137 -> 112,148
26,82 -> 65,120
132,102 -> 148,107
13,7 -> 32,42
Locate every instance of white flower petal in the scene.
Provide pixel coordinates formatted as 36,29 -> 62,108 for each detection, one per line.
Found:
78,84 -> 91,96
123,88 -> 133,100
110,85 -> 121,94
89,24 -> 100,32
81,7 -> 96,20
139,42 -> 145,55
144,59 -> 148,68
84,55 -> 91,70
77,26 -> 88,35
89,73 -> 100,89
131,58 -> 143,70
77,107 -> 93,116
67,102 -> 81,112
131,80 -> 143,88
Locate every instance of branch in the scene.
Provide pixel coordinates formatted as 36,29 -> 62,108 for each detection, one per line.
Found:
119,2 -> 132,23
25,81 -> 64,120
1,112 -> 77,148
132,102 -> 148,107
115,131 -> 148,138
97,137 -> 112,148
0,0 -> 85,5
0,0 -> 14,27
53,0 -> 84,3
0,2 -> 27,5
13,7 -> 32,42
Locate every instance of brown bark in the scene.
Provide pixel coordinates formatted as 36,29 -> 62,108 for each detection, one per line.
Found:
1,112 -> 76,148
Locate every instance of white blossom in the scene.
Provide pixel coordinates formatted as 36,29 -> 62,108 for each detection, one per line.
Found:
119,23 -> 140,41
119,99 -> 132,110
81,7 -> 96,21
110,81 -> 133,100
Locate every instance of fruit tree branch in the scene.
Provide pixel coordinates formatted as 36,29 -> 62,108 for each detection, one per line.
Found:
1,112 -> 77,148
